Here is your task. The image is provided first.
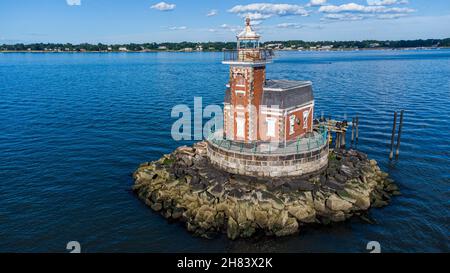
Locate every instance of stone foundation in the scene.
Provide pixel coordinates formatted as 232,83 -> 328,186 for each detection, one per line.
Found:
207,140 -> 329,178
132,142 -> 400,240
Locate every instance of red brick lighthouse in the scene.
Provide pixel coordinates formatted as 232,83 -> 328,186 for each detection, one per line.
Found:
222,18 -> 315,143
207,18 -> 329,178
222,17 -> 271,142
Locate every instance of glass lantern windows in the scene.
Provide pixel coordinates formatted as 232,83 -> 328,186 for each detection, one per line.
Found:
238,39 -> 259,49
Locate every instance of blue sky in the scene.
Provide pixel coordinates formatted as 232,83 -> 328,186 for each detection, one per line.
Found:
0,0 -> 449,43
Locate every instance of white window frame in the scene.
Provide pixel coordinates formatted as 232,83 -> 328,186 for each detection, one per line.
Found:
289,115 -> 295,135
236,117 -> 245,138
266,117 -> 277,138
303,110 -> 310,129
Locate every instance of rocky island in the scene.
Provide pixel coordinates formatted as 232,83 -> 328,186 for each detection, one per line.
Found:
132,142 -> 399,239
132,19 -> 399,240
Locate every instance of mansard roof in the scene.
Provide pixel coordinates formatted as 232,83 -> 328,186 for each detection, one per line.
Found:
225,79 -> 314,110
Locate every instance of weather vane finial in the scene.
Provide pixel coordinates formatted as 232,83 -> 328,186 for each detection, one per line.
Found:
245,16 -> 251,26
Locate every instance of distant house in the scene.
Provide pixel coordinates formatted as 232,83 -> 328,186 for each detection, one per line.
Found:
320,45 -> 334,51
182,48 -> 193,52
265,43 -> 283,50
107,47 -> 112,51
158,46 -> 168,50
118,47 -> 128,52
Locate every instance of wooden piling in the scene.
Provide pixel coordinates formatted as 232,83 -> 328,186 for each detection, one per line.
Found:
335,132 -> 340,150
389,111 -> 397,160
341,129 -> 346,148
396,110 -> 404,158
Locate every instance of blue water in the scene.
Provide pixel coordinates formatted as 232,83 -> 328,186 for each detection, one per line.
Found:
0,50 -> 449,253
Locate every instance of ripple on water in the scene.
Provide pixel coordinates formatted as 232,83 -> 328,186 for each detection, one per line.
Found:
0,50 -> 449,252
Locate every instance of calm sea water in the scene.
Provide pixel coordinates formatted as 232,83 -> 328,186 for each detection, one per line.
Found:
0,50 -> 449,253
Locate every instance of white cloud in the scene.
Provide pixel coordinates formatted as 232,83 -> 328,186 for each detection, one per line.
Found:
319,3 -> 415,13
322,13 -> 366,21
367,0 -> 409,6
228,3 -> 309,21
244,12 -> 274,20
376,13 -> 409,19
66,0 -> 81,6
220,24 -> 240,32
277,23 -> 303,29
169,26 -> 187,30
151,2 -> 176,11
206,9 -> 218,17
321,12 -> 410,21
308,0 -> 327,7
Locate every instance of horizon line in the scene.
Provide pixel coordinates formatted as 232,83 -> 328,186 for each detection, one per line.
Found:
2,37 -> 450,45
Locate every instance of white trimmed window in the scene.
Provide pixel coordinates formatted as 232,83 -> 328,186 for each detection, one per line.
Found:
303,110 -> 309,129
236,117 -> 245,138
266,118 -> 276,137
289,115 -> 295,135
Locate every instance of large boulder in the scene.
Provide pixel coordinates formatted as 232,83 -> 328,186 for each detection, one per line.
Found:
287,204 -> 316,223
274,217 -> 299,237
227,217 -> 239,240
342,188 -> 371,210
326,194 -> 353,211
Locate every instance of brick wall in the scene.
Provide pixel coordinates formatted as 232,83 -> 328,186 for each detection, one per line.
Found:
285,105 -> 314,141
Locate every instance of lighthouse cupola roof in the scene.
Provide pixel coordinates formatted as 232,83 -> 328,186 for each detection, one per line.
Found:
237,17 -> 260,40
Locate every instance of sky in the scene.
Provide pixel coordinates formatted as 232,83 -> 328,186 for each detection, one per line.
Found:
0,0 -> 449,43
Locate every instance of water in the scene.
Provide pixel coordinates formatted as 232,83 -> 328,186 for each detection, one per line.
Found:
0,50 -> 449,253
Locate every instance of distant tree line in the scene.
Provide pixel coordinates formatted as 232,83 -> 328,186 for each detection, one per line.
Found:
265,38 -> 450,49
0,42 -> 236,52
1,38 -> 449,52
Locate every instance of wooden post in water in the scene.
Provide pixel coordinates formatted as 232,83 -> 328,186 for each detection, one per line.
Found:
389,111 -> 398,160
351,117 -> 355,144
356,116 -> 359,142
396,110 -> 404,158
341,129 -> 346,148
335,132 -> 340,150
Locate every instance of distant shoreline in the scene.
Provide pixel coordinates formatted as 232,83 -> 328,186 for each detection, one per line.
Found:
1,47 -> 448,53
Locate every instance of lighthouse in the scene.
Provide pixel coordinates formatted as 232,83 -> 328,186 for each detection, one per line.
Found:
222,17 -> 272,142
207,18 -> 329,178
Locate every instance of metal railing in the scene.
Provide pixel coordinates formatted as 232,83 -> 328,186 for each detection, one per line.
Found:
207,127 -> 328,155
223,49 -> 274,63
